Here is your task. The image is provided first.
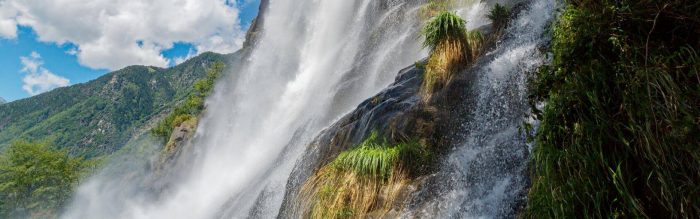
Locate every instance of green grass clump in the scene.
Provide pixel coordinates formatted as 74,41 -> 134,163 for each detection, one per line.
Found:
487,3 -> 510,31
421,11 -> 483,99
298,132 -> 431,218
334,136 -> 428,179
151,62 -> 224,142
421,11 -> 468,51
527,0 -> 700,218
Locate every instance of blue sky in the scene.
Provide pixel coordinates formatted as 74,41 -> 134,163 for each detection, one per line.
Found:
0,0 -> 260,102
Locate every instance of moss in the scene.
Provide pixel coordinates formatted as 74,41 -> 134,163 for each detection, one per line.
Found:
527,0 -> 700,217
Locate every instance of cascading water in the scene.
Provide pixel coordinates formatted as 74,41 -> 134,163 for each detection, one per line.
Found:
63,0 -> 557,218
402,0 -> 556,217
65,0 -> 426,218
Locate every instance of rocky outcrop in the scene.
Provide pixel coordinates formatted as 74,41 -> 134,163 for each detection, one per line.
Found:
274,9 -> 530,215
277,48 -> 485,216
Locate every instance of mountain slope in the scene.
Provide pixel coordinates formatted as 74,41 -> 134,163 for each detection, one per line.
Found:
0,52 -> 238,157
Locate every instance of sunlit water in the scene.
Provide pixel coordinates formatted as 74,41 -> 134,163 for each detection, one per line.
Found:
402,0 -> 556,217
63,0 -> 555,218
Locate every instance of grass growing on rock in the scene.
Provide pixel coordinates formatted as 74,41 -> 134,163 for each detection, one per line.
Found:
487,3 -> 510,32
527,0 -> 700,217
421,11 -> 483,100
298,132 -> 430,218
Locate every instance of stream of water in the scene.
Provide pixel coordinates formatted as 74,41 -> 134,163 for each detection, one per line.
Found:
63,0 -> 556,218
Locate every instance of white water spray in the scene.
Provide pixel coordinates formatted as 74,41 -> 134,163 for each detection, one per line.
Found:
64,0 -> 556,218
65,0 -> 426,218
403,0 -> 557,217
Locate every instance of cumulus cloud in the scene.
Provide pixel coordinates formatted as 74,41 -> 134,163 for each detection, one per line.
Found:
0,0 -> 244,70
20,52 -> 70,96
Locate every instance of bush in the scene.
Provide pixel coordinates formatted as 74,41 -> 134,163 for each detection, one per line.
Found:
0,141 -> 94,218
527,0 -> 700,217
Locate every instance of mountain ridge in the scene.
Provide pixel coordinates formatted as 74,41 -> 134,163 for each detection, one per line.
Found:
0,51 -> 239,157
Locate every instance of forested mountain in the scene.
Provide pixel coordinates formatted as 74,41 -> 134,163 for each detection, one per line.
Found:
0,52 -> 237,157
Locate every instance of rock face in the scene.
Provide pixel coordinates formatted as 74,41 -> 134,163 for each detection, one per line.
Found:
0,97 -> 5,105
276,50 -> 483,216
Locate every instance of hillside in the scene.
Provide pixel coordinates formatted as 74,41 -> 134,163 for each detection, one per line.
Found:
0,52 -> 238,157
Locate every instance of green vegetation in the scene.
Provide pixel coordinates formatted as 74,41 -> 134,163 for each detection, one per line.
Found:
299,132 -> 431,218
151,61 -> 225,143
0,141 -> 95,218
527,0 -> 699,218
420,11 -> 483,99
333,132 -> 430,179
0,52 -> 233,157
487,3 -> 510,31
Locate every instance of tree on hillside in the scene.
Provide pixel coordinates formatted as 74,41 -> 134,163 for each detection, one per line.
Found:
0,141 -> 93,218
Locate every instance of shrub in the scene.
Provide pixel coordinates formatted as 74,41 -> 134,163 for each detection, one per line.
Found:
420,11 -> 483,99
527,0 -> 700,217
0,141 -> 94,218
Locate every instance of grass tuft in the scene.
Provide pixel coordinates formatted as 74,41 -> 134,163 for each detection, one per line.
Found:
298,133 -> 430,218
420,11 -> 483,100
487,3 -> 511,32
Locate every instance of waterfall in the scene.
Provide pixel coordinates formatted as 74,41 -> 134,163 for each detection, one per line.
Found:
63,0 -> 557,218
402,0 -> 556,217
64,0 -> 425,218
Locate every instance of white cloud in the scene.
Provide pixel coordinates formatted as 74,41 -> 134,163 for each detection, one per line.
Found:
0,0 -> 244,70
0,1 -> 17,39
20,52 -> 70,96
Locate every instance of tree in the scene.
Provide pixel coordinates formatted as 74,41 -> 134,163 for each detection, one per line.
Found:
0,141 -> 92,218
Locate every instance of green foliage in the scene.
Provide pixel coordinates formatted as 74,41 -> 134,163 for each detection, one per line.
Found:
420,11 -> 482,98
333,132 -> 430,179
527,0 -> 700,218
487,3 -> 510,31
421,11 -> 468,51
151,62 -> 225,142
0,52 -> 233,157
0,141 -> 94,218
299,132 -> 430,218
